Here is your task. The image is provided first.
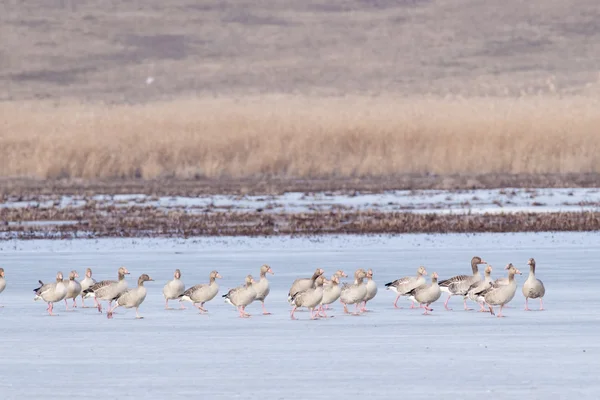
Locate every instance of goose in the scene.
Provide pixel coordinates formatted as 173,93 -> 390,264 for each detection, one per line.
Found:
82,266 -> 130,313
522,258 -> 545,311
33,271 -> 68,316
107,274 -> 154,319
467,265 -> 493,312
178,270 -> 222,313
340,269 -> 368,315
438,256 -> 487,311
254,264 -> 274,315
474,264 -> 522,317
318,274 -> 341,318
322,270 -> 347,310
290,275 -> 328,320
223,275 -> 257,318
63,270 -> 82,310
385,266 -> 428,309
406,272 -> 441,315
79,268 -> 97,308
0,268 -> 5,307
360,269 -> 377,312
287,268 -> 324,304
163,269 -> 185,310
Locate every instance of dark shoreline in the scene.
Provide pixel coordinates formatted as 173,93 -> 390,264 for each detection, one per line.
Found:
2,208 -> 600,240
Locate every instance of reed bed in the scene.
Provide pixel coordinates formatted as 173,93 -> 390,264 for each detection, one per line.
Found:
2,205 -> 600,240
1,95 -> 599,181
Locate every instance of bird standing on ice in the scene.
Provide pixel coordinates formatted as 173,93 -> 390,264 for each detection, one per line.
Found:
63,270 -> 82,310
290,275 -> 327,320
223,275 -> 257,318
254,264 -> 274,315
107,274 -> 154,319
438,256 -> 486,311
467,265 -> 493,312
178,270 -> 221,313
163,269 -> 185,310
522,258 -> 545,311
287,268 -> 324,304
360,269 -> 377,312
79,268 -> 96,308
385,266 -> 427,309
318,274 -> 343,317
340,269 -> 368,315
82,266 -> 130,313
33,271 -> 67,316
406,272 -> 442,315
474,264 -> 522,317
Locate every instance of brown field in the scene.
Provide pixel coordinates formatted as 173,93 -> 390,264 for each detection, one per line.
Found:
2,0 -> 600,190
3,205 -> 600,239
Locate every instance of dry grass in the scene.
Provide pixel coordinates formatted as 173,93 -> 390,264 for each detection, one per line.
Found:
1,95 -> 600,180
3,205 -> 600,239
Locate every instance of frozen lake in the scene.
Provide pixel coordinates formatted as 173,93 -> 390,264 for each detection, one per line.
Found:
1,232 -> 599,399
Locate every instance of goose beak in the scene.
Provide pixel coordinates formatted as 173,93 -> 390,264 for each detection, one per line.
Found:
216,273 -> 223,279
268,268 -> 274,275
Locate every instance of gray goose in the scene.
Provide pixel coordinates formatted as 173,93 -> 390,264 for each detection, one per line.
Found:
33,271 -> 68,316
474,264 -> 522,317
287,268 -> 324,304
318,274 -> 342,317
163,269 -> 185,310
360,269 -> 377,312
438,256 -> 487,311
82,266 -> 130,313
385,266 -> 427,309
254,264 -> 274,315
63,270 -> 82,310
179,270 -> 222,313
322,270 -> 347,311
467,265 -> 493,312
290,275 -> 328,320
79,268 -> 96,308
223,275 -> 257,318
107,274 -> 154,319
340,269 -> 368,315
406,272 -> 442,315
522,258 -> 545,311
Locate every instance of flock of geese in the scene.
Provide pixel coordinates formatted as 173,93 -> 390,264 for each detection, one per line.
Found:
0,257 -> 546,319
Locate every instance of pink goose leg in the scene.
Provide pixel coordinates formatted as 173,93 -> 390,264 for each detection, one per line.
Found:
444,295 -> 453,311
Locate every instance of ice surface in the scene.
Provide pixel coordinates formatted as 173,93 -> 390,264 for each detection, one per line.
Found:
0,232 -> 599,399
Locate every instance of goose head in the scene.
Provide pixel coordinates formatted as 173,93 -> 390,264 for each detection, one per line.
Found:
334,269 -> 348,278
138,274 -> 154,285
118,267 -> 130,278
260,264 -> 274,275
